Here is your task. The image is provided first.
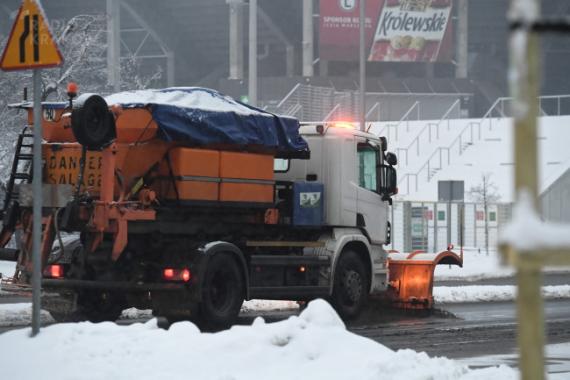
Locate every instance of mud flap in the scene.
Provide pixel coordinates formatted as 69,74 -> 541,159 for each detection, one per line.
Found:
386,250 -> 463,309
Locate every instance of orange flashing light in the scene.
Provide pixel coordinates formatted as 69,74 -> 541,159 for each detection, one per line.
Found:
67,82 -> 78,97
44,264 -> 64,279
332,122 -> 355,130
299,266 -> 306,273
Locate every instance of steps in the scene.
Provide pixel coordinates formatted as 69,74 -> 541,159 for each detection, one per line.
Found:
2,129 -> 34,217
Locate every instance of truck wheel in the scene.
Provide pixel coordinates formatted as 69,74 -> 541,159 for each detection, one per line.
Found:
199,253 -> 244,329
331,250 -> 369,320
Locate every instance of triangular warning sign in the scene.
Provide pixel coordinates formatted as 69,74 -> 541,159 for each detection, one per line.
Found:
0,0 -> 63,71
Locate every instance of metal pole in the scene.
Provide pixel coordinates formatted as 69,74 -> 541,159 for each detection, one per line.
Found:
107,0 -> 121,92
456,0 -> 468,78
359,0 -> 366,131
248,0 -> 258,106
229,0 -> 245,80
302,0 -> 314,77
166,51 -> 175,87
31,69 -> 43,337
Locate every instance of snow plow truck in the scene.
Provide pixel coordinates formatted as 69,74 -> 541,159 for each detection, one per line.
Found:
0,87 -> 462,327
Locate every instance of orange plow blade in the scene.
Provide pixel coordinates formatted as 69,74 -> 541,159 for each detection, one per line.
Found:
387,250 -> 463,309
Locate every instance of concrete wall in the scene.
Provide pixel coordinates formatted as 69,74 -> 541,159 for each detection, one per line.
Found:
541,169 -> 570,223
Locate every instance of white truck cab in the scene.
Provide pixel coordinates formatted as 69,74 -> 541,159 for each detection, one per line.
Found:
276,123 -> 399,302
276,123 -> 395,244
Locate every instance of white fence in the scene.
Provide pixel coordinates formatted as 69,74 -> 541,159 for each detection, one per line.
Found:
389,201 -> 512,253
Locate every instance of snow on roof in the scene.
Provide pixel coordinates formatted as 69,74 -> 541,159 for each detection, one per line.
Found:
0,300 -> 515,380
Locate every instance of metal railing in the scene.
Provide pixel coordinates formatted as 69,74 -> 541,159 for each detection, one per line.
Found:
268,83 -> 471,123
378,101 -> 420,143
366,102 -> 381,120
324,104 -> 341,121
397,94 -> 570,195
396,100 -> 460,166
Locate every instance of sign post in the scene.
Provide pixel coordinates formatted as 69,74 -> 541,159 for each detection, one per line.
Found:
0,0 -> 63,337
501,1 -> 570,379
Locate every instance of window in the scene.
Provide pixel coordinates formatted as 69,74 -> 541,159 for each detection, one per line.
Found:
274,158 -> 289,172
358,145 -> 377,192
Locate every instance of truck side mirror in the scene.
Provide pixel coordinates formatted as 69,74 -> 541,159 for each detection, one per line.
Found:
378,165 -> 397,200
385,152 -> 397,166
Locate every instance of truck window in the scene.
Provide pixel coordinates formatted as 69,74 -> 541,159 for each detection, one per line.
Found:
358,145 -> 377,192
274,158 -> 290,172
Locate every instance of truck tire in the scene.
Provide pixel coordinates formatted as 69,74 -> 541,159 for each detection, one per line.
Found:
331,250 -> 369,320
198,253 -> 244,329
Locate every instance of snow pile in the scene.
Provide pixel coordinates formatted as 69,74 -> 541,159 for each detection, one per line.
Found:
241,299 -> 299,313
0,303 -> 53,326
434,285 -> 570,303
0,300 -> 514,380
501,191 -> 570,251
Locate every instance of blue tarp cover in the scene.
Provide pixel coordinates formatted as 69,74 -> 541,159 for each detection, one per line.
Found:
105,87 -> 309,158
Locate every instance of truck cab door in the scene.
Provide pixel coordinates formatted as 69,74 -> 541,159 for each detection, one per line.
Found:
356,143 -> 388,244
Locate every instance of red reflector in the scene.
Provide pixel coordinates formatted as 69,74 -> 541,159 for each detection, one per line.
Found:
163,268 -> 175,280
44,265 -> 63,278
181,269 -> 191,282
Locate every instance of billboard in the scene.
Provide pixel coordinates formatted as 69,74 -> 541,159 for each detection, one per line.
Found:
319,0 -> 454,62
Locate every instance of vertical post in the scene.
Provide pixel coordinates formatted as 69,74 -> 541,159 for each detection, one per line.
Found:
248,0 -> 258,107
434,203 -> 438,251
517,263 -> 545,380
286,45 -> 294,77
456,0 -> 468,78
31,69 -> 42,337
302,0 -> 314,77
166,51 -> 175,87
359,0 -> 366,131
229,0 -> 245,80
447,201 -> 451,247
509,0 -> 543,379
107,0 -> 121,92
391,201 -> 395,250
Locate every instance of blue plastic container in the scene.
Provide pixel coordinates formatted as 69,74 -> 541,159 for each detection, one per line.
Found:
292,182 -> 324,226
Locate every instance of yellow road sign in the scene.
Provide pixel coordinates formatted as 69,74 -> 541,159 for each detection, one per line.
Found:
0,0 -> 63,71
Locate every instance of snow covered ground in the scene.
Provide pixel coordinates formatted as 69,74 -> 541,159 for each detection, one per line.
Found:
0,300 -> 516,380
459,342 -> 570,380
0,248 -> 567,379
434,285 -> 570,303
3,284 -> 570,327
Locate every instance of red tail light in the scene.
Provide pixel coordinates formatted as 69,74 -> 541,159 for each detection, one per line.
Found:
163,268 -> 191,283
181,269 -> 191,282
163,268 -> 175,280
44,264 -> 64,279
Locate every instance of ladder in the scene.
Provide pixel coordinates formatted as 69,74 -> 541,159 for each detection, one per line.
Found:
2,128 -> 34,216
